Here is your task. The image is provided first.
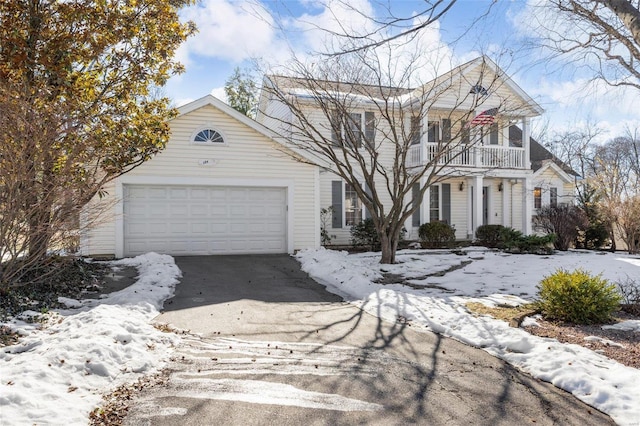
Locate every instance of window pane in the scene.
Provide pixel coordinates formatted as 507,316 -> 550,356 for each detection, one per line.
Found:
489,123 -> 498,145
346,113 -> 362,148
550,187 -> 558,207
345,183 -> 362,226
534,187 -> 542,209
365,111 -> 375,147
429,185 -> 440,222
461,121 -> 470,144
428,122 -> 440,143
442,119 -> 451,143
194,129 -> 224,144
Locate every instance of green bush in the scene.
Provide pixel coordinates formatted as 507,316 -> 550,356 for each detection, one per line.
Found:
350,218 -> 379,251
504,233 -> 556,254
350,219 -> 405,251
537,269 -> 621,324
419,222 -> 456,248
475,225 -> 507,248
584,223 -> 610,249
500,227 -> 523,243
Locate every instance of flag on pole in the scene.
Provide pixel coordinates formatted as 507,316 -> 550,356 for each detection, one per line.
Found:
469,107 -> 498,126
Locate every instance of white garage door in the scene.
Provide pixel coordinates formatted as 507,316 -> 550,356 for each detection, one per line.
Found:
123,185 -> 287,256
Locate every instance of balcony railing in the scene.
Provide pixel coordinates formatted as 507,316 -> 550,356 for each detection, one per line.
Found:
406,143 -> 526,169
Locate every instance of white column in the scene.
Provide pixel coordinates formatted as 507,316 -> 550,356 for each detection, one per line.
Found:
523,176 -> 533,235
466,179 -> 473,239
421,177 -> 429,225
473,116 -> 482,166
420,109 -> 428,164
522,117 -> 531,169
501,178 -> 509,227
472,175 -> 483,238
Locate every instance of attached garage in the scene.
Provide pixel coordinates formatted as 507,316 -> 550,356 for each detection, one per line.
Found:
123,185 -> 287,256
80,95 -> 319,258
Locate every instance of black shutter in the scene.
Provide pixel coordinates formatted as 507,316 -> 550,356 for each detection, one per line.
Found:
332,181 -> 343,228
412,183 -> 421,227
411,116 -> 421,145
442,183 -> 451,225
330,110 -> 340,146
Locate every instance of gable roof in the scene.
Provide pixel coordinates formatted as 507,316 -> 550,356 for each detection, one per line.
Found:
264,56 -> 543,119
508,125 -> 580,177
176,95 -> 321,166
266,75 -> 413,100
420,56 -> 544,116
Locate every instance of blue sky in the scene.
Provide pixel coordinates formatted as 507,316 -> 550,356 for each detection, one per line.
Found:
166,0 -> 639,143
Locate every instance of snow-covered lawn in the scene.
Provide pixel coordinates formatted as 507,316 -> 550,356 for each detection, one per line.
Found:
0,253 -> 182,425
297,248 -> 640,426
2,249 -> 639,425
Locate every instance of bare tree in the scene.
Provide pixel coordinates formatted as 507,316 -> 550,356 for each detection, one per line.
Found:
259,47 -> 533,263
615,195 -> 640,253
528,1 -> 640,91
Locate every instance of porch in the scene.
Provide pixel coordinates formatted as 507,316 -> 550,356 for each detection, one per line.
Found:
407,143 -> 527,169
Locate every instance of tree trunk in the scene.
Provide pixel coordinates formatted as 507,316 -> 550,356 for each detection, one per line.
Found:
379,229 -> 400,264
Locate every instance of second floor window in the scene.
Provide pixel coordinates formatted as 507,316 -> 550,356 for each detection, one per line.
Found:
428,121 -> 440,143
331,110 -> 375,149
489,123 -> 499,145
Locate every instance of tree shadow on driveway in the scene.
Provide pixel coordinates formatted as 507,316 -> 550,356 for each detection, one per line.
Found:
144,254 -> 613,425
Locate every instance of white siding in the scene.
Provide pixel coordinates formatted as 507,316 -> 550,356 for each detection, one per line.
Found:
82,103 -> 318,257
511,182 -> 524,233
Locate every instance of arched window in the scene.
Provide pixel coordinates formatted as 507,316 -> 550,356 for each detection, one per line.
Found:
193,128 -> 224,144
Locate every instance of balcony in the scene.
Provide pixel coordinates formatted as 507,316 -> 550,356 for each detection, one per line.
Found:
407,143 -> 526,169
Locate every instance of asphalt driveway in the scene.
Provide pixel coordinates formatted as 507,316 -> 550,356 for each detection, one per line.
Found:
123,254 -> 612,425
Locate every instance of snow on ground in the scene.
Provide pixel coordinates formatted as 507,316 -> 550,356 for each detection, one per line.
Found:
297,248 -> 640,426
0,253 -> 181,426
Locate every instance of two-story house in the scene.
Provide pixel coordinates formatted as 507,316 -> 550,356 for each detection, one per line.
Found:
257,56 -> 568,245
79,57 -> 575,258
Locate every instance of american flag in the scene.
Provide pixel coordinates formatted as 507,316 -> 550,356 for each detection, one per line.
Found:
469,108 -> 498,126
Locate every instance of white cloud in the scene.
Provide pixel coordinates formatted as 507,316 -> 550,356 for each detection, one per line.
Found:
529,77 -> 640,139
210,87 -> 227,102
174,97 -> 195,107
178,0 -> 283,64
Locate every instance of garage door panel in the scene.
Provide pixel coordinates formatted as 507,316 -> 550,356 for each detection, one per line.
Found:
124,185 -> 287,256
265,206 -> 284,216
190,223 -> 208,233
230,206 -> 246,216
169,223 -> 188,234
148,188 -> 168,198
190,205 -> 208,216
148,205 -> 168,217
169,188 -> 188,199
170,205 -> 189,216
190,188 -> 209,199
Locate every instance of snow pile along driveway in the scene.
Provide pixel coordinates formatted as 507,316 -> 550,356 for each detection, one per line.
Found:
0,253 -> 182,425
297,248 -> 640,426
